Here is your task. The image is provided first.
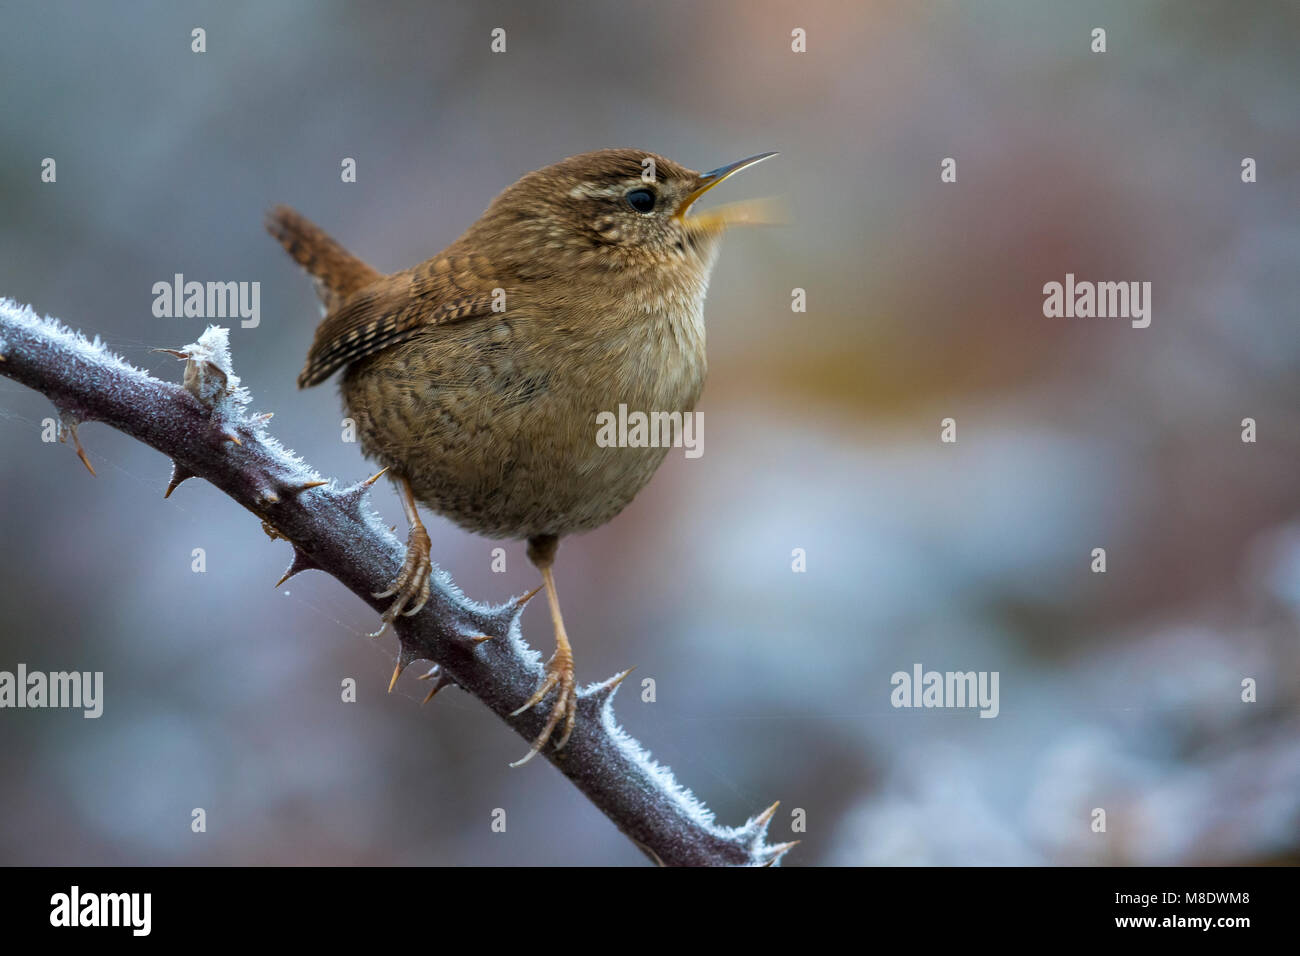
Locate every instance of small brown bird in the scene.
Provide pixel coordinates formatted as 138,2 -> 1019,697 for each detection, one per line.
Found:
267,147 -> 774,763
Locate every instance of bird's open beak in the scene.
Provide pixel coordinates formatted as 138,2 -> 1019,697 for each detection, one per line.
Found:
674,151 -> 778,220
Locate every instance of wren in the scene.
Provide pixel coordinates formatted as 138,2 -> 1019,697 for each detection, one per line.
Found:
267,147 -> 775,764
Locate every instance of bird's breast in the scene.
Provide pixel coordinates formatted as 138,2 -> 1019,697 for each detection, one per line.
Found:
341,283 -> 709,539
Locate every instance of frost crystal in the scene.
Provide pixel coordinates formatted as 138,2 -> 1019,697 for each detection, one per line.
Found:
0,297 -> 143,376
173,325 -> 250,412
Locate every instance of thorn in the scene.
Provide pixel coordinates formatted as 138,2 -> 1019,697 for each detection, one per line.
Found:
580,667 -> 635,705
416,665 -> 454,705
632,839 -> 668,868
335,467 -> 389,511
261,520 -> 288,542
582,671 -> 637,707
274,547 -> 317,588
153,347 -> 189,360
513,584 -> 544,611
252,411 -> 274,424
222,430 -> 243,446
753,800 -> 780,830
74,441 -> 96,477
467,634 -> 494,645
164,460 -> 195,498
58,417 -> 95,477
735,800 -> 782,843
387,644 -> 419,693
477,584 -> 544,641
287,478 -> 329,495
759,841 -> 800,866
607,666 -> 635,690
258,488 -> 280,506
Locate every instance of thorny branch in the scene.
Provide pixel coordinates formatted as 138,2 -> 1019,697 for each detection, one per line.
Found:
0,298 -> 794,867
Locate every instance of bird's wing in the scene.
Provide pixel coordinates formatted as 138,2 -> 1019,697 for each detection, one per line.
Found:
297,252 -> 503,388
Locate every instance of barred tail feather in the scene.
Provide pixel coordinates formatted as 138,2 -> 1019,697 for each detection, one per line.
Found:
265,205 -> 380,306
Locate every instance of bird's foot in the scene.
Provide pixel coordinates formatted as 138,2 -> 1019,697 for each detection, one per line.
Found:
370,524 -> 432,636
509,645 -> 577,767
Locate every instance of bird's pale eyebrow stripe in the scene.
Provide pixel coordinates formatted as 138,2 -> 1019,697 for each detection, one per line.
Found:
568,182 -> 634,199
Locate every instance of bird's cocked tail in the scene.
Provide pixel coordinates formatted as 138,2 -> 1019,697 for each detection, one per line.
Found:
265,205 -> 380,313
265,205 -> 384,388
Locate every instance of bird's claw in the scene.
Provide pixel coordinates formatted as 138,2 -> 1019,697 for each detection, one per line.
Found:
370,524 -> 432,636
509,650 -> 577,767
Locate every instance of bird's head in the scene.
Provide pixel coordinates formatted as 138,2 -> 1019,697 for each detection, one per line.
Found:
469,147 -> 777,282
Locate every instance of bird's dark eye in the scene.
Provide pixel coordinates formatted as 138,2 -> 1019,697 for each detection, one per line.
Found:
625,188 -> 656,214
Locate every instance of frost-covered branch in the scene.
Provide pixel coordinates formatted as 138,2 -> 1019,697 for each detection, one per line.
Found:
0,298 -> 793,867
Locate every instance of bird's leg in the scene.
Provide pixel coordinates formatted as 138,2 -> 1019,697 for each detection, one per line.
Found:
371,474 -> 432,635
510,534 -> 578,767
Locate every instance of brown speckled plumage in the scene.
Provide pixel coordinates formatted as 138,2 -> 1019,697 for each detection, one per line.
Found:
268,147 -> 772,762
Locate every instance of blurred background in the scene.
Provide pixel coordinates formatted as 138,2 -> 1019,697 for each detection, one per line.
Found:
1,0 -> 1297,865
